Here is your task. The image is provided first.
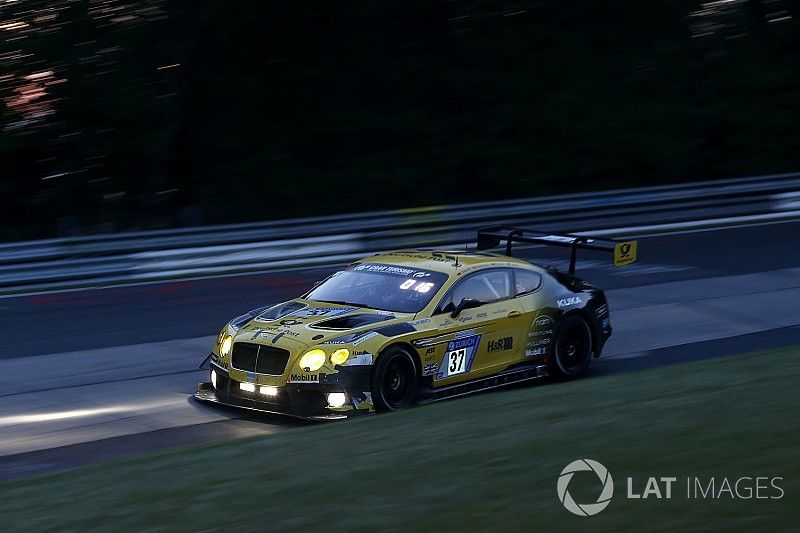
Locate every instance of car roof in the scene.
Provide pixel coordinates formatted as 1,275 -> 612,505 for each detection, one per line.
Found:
357,249 -> 535,275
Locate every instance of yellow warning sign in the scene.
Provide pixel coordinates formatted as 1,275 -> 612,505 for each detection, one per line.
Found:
614,241 -> 638,267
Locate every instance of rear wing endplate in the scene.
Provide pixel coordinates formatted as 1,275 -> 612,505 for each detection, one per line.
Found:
476,226 -> 637,275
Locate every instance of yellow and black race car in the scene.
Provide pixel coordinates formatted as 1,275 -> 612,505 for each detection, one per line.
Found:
195,226 -> 637,419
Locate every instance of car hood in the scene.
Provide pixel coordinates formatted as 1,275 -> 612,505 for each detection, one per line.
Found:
232,299 -> 414,350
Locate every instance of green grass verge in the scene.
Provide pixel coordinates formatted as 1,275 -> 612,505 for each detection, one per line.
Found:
2,350 -> 798,531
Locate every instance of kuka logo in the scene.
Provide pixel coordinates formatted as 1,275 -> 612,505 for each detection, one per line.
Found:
557,459 -> 614,516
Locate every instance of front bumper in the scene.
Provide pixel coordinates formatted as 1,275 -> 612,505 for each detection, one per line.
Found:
194,362 -> 372,421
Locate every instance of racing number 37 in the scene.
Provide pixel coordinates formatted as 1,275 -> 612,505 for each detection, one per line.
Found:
447,348 -> 467,376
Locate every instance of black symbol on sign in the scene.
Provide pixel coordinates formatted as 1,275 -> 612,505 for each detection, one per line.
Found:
620,243 -> 631,256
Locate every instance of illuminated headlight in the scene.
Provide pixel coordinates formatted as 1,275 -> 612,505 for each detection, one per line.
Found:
239,382 -> 255,393
327,392 -> 347,408
220,335 -> 233,357
259,386 -> 278,396
210,369 -> 217,389
298,349 -> 326,372
330,348 -> 350,365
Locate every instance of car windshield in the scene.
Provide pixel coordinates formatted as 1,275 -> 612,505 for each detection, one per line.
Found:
305,263 -> 448,313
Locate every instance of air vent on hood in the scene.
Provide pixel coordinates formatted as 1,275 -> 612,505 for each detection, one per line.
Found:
311,313 -> 394,330
257,302 -> 306,321
374,322 -> 416,336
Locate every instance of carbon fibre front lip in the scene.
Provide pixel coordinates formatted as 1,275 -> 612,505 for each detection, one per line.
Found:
194,382 -> 348,421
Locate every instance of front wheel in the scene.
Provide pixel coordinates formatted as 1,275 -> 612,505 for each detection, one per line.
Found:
371,346 -> 419,412
552,315 -> 593,378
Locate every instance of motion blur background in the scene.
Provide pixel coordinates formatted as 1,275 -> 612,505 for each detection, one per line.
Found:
2,0 -> 800,241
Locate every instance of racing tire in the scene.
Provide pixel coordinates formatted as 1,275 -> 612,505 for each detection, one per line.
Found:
552,315 -> 593,378
372,346 -> 419,412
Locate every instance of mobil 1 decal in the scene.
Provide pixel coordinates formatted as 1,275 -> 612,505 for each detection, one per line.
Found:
436,334 -> 482,379
526,314 -> 554,358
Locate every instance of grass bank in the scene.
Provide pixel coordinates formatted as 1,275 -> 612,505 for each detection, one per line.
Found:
2,348 -> 798,530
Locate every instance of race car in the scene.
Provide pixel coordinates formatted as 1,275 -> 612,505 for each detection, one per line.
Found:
195,226 -> 638,420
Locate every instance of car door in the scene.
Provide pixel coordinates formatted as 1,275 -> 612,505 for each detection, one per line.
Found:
428,268 -> 527,386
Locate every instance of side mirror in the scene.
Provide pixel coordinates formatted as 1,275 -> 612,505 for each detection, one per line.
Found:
451,297 -> 481,318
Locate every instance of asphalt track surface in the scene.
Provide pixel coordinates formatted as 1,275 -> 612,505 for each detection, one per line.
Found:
1,220 -> 799,480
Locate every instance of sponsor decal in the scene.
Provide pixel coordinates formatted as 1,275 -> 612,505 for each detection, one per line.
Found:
250,328 -> 298,341
613,241 -> 637,267
290,307 -> 356,318
413,328 -> 483,348
353,264 -> 420,276
425,347 -> 436,355
246,372 -> 255,383
436,334 -> 481,379
557,296 -> 583,308
246,324 -> 274,332
353,331 -> 379,346
487,337 -> 513,353
542,234 -> 585,244
288,373 -> 319,384
529,314 -> 554,349
422,362 -> 438,376
476,312 -> 488,319
528,337 -> 551,347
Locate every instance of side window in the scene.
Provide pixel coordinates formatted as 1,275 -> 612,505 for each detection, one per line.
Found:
513,269 -> 542,296
438,269 -> 512,312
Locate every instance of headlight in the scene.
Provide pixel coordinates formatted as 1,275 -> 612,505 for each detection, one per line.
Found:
298,349 -> 326,372
330,348 -> 350,365
220,335 -> 233,357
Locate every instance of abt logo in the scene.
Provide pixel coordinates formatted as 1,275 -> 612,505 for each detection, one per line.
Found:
557,459 -> 614,516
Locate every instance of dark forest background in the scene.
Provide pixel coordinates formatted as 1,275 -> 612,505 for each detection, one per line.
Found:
2,0 -> 800,240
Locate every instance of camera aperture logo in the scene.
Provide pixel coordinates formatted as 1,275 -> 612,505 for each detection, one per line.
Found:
557,459 -> 614,516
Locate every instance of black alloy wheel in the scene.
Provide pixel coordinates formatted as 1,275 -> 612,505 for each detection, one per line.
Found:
553,315 -> 593,378
372,346 -> 419,411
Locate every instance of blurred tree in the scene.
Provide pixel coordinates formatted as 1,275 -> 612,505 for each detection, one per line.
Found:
1,0 -> 800,240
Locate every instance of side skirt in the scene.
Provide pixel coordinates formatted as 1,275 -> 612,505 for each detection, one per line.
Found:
417,364 -> 550,404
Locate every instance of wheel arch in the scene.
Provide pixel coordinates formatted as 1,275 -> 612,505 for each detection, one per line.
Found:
560,308 -> 600,356
375,341 -> 423,377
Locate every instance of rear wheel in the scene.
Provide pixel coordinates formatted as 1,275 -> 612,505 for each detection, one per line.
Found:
552,315 -> 593,378
372,346 -> 419,411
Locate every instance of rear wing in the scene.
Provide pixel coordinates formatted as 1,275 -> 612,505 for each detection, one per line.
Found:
476,226 -> 637,275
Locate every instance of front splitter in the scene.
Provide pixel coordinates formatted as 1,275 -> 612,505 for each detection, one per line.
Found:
193,382 -> 348,421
